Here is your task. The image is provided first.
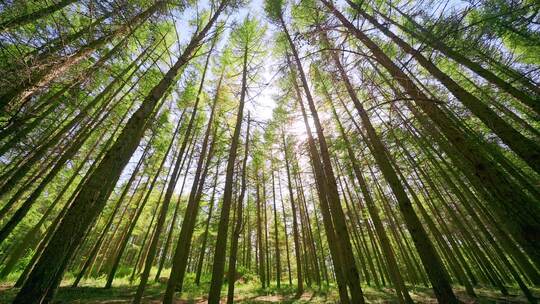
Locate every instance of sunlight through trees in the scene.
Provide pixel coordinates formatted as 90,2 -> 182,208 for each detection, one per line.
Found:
0,0 -> 539,303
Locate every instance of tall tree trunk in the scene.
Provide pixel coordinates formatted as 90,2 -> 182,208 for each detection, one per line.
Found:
281,132 -> 303,295
194,164 -> 221,285
277,169 -> 293,286
263,172 -> 271,285
129,8 -> 226,302
163,72 -> 221,303
207,28 -> 248,303
271,159 -> 281,289
0,0 -> 78,32
256,173 -> 267,288
226,114 -> 251,304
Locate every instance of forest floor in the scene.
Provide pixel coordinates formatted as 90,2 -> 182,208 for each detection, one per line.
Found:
0,280 -> 538,303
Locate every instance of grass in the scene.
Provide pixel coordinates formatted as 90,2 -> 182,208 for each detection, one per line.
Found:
0,269 -> 538,303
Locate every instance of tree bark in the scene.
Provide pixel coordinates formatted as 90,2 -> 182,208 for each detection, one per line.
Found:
163,70 -> 221,303
0,0 -> 78,32
281,132 -> 303,295
226,114 -> 251,304
207,18 -> 248,302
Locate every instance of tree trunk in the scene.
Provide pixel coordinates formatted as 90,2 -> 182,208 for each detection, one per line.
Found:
194,164 -> 221,285
226,114 -> 251,304
163,71 -> 221,303
0,0 -> 78,32
281,132 -> 303,295
257,173 -> 267,288
277,169 -> 293,286
271,159 -> 281,288
207,20 -> 248,302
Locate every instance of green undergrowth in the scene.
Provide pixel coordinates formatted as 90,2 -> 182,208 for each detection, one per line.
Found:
0,268 -> 538,303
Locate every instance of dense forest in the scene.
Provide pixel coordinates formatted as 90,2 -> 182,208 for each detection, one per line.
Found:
0,0 -> 538,303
